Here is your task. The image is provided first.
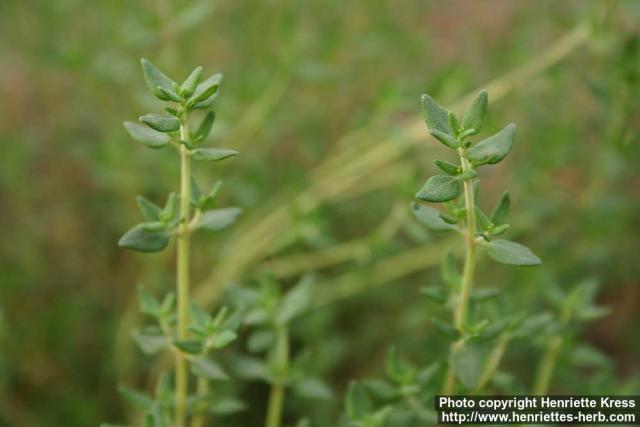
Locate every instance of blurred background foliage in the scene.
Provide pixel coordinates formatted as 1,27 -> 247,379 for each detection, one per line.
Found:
0,0 -> 639,425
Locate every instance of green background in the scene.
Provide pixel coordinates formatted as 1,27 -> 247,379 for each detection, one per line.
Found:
0,0 -> 638,425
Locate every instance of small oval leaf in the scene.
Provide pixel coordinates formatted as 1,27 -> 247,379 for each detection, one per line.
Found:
191,148 -> 238,161
118,223 -> 170,252
415,175 -> 460,203
484,239 -> 541,266
421,94 -> 453,136
411,202 -> 456,231
466,123 -> 516,165
461,90 -> 488,135
124,121 -> 170,148
140,58 -> 176,100
139,113 -> 180,133
195,207 -> 242,231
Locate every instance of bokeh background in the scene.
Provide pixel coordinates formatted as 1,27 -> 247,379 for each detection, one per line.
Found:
1,0 -> 639,425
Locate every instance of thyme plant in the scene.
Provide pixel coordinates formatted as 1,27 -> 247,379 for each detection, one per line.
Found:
110,59 -> 242,427
342,91 -> 545,427
413,90 -> 541,394
227,275 -> 329,427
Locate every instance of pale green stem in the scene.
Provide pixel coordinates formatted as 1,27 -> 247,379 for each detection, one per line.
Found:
533,302 -> 571,395
533,336 -> 562,395
265,326 -> 289,427
190,377 -> 209,427
443,149 -> 477,395
475,331 -> 510,392
175,123 -> 192,427
455,153 -> 477,330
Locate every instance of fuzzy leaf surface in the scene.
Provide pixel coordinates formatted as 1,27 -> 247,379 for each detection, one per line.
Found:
461,90 -> 488,134
415,175 -> 460,203
485,239 -> 541,266
421,94 -> 453,135
124,121 -> 170,148
466,123 -> 516,165
411,202 -> 456,231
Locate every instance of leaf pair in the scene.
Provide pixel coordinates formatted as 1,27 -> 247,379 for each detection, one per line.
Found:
141,59 -> 222,109
421,90 -> 487,141
118,194 -> 180,252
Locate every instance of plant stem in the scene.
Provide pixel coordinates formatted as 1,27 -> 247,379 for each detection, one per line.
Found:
455,153 -> 477,330
265,326 -> 289,427
533,298 -> 572,395
190,377 -> 209,427
475,331 -> 510,392
175,123 -> 192,427
533,336 -> 562,395
443,150 -> 477,395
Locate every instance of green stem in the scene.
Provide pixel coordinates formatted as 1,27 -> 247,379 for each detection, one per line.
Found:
533,297 -> 572,395
455,153 -> 477,330
533,336 -> 562,395
190,377 -> 209,427
265,326 -> 289,427
475,331 -> 510,392
175,123 -> 192,427
443,150 -> 477,395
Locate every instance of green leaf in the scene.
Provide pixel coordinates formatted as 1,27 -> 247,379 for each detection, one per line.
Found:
491,223 -> 509,236
411,202 -> 456,231
190,177 -> 202,207
191,357 -> 229,380
466,123 -> 516,165
484,239 -> 541,266
475,207 -> 492,232
140,58 -> 176,100
209,397 -> 248,415
421,94 -> 453,135
195,111 -> 215,142
180,66 -> 203,97
157,86 -> 183,103
448,111 -> 461,135
131,329 -> 168,354
293,378 -> 333,400
195,207 -> 242,231
430,129 -> 460,149
431,318 -> 460,341
191,148 -> 238,161
124,121 -> 170,148
139,114 -> 180,133
136,196 -> 162,221
200,181 -> 223,211
346,382 -> 373,421
450,341 -> 486,390
434,159 -> 460,175
415,175 -> 460,203
137,286 -> 160,316
461,90 -> 488,135
210,330 -> 237,349
118,385 -> 153,409
155,372 -> 172,405
159,193 -> 179,223
491,192 -> 510,225
247,330 -> 274,352
385,347 -> 416,384
363,379 -> 398,400
118,223 -> 170,252
174,340 -> 204,355
191,83 -> 219,104
190,73 -> 223,108
277,277 -> 313,325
